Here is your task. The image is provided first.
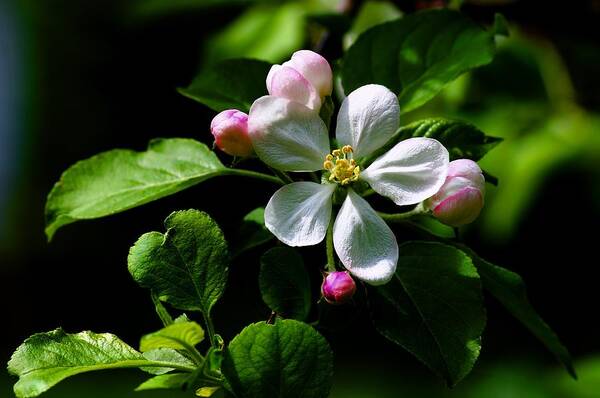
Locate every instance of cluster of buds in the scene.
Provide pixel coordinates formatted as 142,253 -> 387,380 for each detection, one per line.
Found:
210,50 -> 331,157
426,159 -> 485,227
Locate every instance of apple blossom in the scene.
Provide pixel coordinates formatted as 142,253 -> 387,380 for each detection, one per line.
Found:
210,109 -> 254,157
426,159 -> 485,227
248,84 -> 449,285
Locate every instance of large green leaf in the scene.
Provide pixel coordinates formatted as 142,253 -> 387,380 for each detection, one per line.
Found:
342,9 -> 498,112
140,316 -> 205,353
222,320 -> 333,398
370,241 -> 486,386
259,247 -> 311,321
457,244 -> 576,378
45,138 -> 225,240
343,0 -> 402,49
128,210 -> 229,316
7,329 -> 196,398
178,59 -> 271,113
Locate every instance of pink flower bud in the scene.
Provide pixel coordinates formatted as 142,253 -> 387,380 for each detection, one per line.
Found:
426,159 -> 485,227
266,65 -> 322,111
210,109 -> 254,157
283,50 -> 333,98
321,271 -> 356,305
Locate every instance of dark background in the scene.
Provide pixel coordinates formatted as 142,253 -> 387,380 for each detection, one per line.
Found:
1,0 -> 599,396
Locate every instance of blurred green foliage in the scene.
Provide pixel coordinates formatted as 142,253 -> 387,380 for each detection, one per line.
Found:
3,355 -> 600,397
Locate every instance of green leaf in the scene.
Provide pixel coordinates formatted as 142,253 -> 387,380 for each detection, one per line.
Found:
140,316 -> 205,353
457,244 -> 576,378
135,373 -> 191,391
7,329 -> 196,398
232,207 -> 274,256
342,9 -> 499,112
128,209 -> 229,316
222,320 -> 333,398
178,59 -> 271,113
364,118 -> 502,165
370,241 -> 486,386
45,138 -> 226,240
259,247 -> 311,321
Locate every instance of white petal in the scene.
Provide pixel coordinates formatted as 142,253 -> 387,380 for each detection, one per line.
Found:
333,189 -> 398,285
362,137 -> 449,206
335,84 -> 399,158
248,96 -> 330,171
265,182 -> 335,247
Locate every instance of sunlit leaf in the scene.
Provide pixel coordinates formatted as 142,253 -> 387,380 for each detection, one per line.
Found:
342,9 -> 499,112
45,139 -> 225,240
222,320 -> 333,398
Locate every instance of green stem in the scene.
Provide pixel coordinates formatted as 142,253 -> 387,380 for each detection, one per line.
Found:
151,292 -> 173,327
267,166 -> 294,184
223,168 -> 284,185
378,204 -> 425,223
203,313 -> 217,347
325,220 -> 336,272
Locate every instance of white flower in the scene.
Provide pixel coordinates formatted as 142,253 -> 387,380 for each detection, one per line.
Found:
248,84 -> 449,285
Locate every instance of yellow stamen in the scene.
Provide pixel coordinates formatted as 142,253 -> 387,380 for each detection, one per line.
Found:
323,145 -> 360,185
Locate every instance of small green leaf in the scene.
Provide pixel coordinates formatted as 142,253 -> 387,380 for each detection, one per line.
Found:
457,245 -> 576,378
140,317 -> 205,353
232,207 -> 274,256
222,320 -> 333,398
128,209 -> 229,316
342,9 -> 498,112
7,329 -> 196,398
142,348 -> 196,375
45,138 -> 226,240
178,59 -> 271,113
408,215 -> 456,239
364,118 -> 502,165
370,241 -> 486,386
259,247 -> 311,320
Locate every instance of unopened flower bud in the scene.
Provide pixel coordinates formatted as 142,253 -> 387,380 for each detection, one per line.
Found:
266,65 -> 322,111
321,271 -> 356,305
426,159 -> 485,227
283,50 -> 333,98
210,109 -> 254,157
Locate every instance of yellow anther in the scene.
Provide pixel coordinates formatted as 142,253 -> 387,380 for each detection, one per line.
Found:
323,145 -> 360,185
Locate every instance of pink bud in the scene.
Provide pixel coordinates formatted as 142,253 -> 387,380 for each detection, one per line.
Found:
283,50 -> 333,98
210,110 -> 254,157
426,159 -> 485,227
266,65 -> 322,111
321,271 -> 356,305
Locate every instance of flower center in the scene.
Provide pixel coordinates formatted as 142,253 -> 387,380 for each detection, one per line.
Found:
323,145 -> 360,185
